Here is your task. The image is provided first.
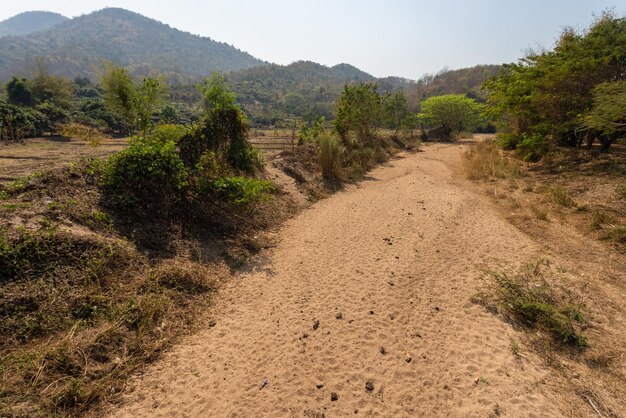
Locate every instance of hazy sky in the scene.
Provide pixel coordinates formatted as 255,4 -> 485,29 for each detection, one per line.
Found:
1,0 -> 624,79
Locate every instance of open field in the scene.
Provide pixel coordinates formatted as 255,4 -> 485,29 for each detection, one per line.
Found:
97,141 -> 626,417
0,137 -> 128,185
0,132 -> 308,185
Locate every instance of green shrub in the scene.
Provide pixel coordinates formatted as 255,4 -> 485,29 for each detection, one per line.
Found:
496,133 -> 521,150
209,177 -> 275,205
488,266 -> 587,348
318,133 -> 343,180
101,136 -> 187,211
515,133 -> 550,162
147,124 -> 189,145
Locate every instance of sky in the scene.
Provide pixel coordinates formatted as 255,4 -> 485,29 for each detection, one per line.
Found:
0,0 -> 624,79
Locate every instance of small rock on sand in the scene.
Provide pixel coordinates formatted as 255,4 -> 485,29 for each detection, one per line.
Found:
330,392 -> 339,401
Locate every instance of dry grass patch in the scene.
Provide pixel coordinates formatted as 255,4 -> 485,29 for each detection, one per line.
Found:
464,140 -> 521,180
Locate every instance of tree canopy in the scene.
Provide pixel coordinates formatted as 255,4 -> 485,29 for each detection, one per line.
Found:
418,94 -> 484,139
484,12 -> 626,154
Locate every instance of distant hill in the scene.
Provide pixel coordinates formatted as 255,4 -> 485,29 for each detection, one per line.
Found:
0,11 -> 68,38
223,61 -> 376,123
406,65 -> 503,107
0,8 -> 264,82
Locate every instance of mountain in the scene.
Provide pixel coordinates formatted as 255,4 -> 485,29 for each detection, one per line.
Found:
0,8 -> 264,82
0,11 -> 68,38
406,64 -> 503,106
222,61 -> 376,123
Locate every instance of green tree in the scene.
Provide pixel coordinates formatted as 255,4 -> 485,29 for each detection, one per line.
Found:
30,62 -> 72,108
0,99 -> 35,142
282,92 -> 307,116
136,77 -> 167,135
196,73 -> 238,112
100,63 -> 138,132
418,94 -> 484,139
382,91 -> 410,136
581,79 -> 626,150
484,12 -> 626,154
100,63 -> 167,134
334,83 -> 381,146
6,77 -> 34,107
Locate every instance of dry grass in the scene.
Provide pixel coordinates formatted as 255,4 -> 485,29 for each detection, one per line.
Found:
318,133 -> 343,181
548,185 -> 575,207
464,141 -> 521,180
0,159 -> 277,417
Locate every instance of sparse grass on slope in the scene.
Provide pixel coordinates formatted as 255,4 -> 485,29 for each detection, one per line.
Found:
464,140 -> 521,180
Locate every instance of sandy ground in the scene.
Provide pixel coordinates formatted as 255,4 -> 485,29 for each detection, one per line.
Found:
102,143 -> 614,417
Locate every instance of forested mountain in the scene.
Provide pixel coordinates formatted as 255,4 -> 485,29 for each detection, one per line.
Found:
224,61 -> 376,123
0,8 -> 264,82
406,65 -> 503,107
0,11 -> 68,38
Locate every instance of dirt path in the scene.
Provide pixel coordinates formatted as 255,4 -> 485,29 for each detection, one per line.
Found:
105,144 -> 581,417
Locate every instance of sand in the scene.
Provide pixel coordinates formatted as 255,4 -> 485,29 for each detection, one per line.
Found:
104,143 -> 585,417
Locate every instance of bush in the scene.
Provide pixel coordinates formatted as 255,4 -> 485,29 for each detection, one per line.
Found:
0,99 -> 37,142
34,102 -> 70,134
101,136 -> 187,211
148,124 -> 189,145
318,133 -> 343,180
484,263 -> 588,348
179,108 -> 260,173
208,177 -> 275,205
516,133 -> 550,162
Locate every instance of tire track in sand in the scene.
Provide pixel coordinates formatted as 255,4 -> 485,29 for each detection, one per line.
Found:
106,143 -> 563,417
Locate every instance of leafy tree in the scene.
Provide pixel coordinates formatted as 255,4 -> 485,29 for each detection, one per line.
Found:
180,74 -> 259,173
160,105 -> 179,123
100,63 -> 137,131
382,91 -> 410,136
100,63 -> 167,134
196,73 -> 238,112
485,12 -> 626,154
282,92 -> 307,116
0,99 -> 35,142
418,94 -> 484,139
136,77 -> 167,135
30,63 -> 73,108
581,79 -> 626,150
6,77 -> 33,107
334,83 -> 381,146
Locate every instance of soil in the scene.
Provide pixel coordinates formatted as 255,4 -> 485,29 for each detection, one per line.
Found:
99,141 -> 626,417
0,136 -> 128,184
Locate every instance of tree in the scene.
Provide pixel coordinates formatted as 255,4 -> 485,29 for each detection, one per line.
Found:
6,77 -> 34,107
179,73 -> 259,173
282,92 -> 307,116
196,73 -> 238,112
30,62 -> 72,108
334,83 -> 381,146
100,64 -> 137,131
160,105 -> 179,123
136,77 -> 166,135
382,91 -> 410,136
0,99 -> 35,142
581,79 -> 626,150
484,12 -> 626,154
100,63 -> 166,134
418,94 -> 484,140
